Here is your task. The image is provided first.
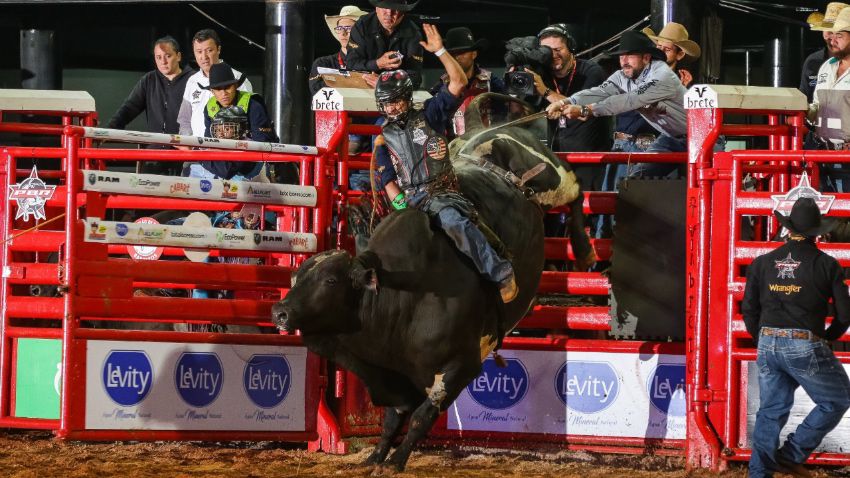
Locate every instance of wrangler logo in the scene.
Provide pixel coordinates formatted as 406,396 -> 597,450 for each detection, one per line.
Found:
768,283 -> 803,295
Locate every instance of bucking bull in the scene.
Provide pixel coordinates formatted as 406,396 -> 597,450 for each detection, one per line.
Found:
272,94 -> 586,473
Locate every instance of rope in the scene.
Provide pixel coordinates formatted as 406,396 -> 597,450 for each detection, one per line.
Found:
576,15 -> 651,58
1,213 -> 66,245
188,3 -> 266,51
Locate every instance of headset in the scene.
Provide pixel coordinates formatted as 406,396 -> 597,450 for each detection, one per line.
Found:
537,23 -> 577,52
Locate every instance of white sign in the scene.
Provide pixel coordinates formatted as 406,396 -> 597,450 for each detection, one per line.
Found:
81,170 -> 317,207
129,217 -> 164,261
84,217 -> 317,253
85,341 -> 307,431
8,166 -> 56,222
447,350 -> 686,439
684,85 -> 718,110
312,88 -> 344,112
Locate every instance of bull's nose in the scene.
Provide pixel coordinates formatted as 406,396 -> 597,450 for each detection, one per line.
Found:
271,303 -> 292,331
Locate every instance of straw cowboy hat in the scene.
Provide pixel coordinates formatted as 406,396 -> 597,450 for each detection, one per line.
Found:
812,2 -> 849,31
324,5 -> 368,36
647,22 -> 701,59
774,197 -> 836,238
828,5 -> 850,32
807,11 -> 826,29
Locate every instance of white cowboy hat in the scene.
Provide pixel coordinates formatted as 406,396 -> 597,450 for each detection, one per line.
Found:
828,5 -> 850,32
647,22 -> 701,59
812,2 -> 849,31
324,5 -> 368,37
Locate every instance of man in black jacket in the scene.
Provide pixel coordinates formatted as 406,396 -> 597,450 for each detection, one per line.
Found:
743,197 -> 850,478
346,0 -> 423,88
107,36 -> 194,174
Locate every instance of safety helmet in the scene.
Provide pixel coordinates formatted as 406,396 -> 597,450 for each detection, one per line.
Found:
375,70 -> 413,123
210,106 -> 248,140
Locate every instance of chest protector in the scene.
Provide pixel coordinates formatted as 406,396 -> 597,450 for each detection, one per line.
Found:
206,91 -> 252,119
382,108 -> 455,194
815,87 -> 850,143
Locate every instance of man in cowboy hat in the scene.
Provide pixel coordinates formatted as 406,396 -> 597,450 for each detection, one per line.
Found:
427,26 -> 505,137
743,196 -> 850,478
546,30 -> 688,177
309,5 -> 368,95
346,0 -> 424,88
177,29 -> 253,138
799,5 -> 846,103
809,5 -> 850,191
646,22 -> 701,87
183,62 -> 276,181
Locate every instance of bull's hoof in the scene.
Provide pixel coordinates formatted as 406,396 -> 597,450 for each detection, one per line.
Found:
362,451 -> 386,466
370,463 -> 402,476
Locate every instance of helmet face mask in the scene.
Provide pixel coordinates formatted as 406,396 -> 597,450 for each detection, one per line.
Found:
211,106 -> 248,140
375,70 -> 413,123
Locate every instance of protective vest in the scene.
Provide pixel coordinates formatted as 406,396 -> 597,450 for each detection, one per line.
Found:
813,57 -> 850,144
206,91 -> 253,119
382,108 -> 455,196
443,68 -> 493,137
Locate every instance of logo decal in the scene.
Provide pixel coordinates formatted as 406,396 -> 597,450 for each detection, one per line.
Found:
647,364 -> 686,417
102,350 -> 153,406
425,136 -> 447,160
555,361 -> 619,414
9,166 -> 57,222
412,128 -> 428,145
175,352 -> 223,408
467,357 -> 529,410
199,180 -> 213,193
772,172 -> 834,215
775,253 -> 801,279
243,354 -> 292,408
115,223 -> 129,237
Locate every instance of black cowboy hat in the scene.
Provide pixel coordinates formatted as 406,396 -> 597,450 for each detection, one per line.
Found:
443,27 -> 489,53
773,197 -> 836,237
200,62 -> 246,90
368,0 -> 420,12
609,30 -> 667,61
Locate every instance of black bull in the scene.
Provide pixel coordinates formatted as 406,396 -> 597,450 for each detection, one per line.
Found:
272,125 -> 581,473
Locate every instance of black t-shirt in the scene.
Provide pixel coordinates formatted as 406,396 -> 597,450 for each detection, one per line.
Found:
800,48 -> 827,103
549,59 -> 612,152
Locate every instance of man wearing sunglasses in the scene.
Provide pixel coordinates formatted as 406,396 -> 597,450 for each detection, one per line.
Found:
309,5 -> 368,95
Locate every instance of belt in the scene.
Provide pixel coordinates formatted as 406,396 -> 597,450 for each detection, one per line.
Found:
760,327 -> 821,341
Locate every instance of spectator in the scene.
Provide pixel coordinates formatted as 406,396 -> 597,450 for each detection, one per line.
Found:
309,5 -> 369,96
177,29 -> 253,138
184,62 -> 276,181
107,36 -> 194,174
428,27 -> 505,138
346,0 -> 424,88
646,22 -> 701,87
546,30 -> 688,178
743,197 -> 850,478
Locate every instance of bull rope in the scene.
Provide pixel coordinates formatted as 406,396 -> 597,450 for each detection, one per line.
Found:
1,213 -> 66,245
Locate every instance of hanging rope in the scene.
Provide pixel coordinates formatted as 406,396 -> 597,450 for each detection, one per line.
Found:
576,15 -> 651,58
188,3 -> 266,51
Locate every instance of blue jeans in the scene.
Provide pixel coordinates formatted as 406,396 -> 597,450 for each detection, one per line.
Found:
749,329 -> 850,477
433,206 -> 513,285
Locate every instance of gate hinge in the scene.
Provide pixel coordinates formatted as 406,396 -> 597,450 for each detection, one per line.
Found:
697,168 -> 732,181
694,388 -> 726,402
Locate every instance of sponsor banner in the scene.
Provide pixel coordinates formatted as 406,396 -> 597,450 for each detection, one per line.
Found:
85,341 -> 307,431
447,350 -> 686,439
84,218 -> 316,253
14,338 -> 62,419
312,88 -> 344,111
82,170 -> 317,207
746,361 -> 850,453
80,127 -> 319,156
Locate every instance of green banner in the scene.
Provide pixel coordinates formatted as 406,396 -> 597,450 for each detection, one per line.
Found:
15,338 -> 62,419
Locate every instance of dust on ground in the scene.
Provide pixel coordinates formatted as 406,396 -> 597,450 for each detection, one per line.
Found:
3,430 -> 850,478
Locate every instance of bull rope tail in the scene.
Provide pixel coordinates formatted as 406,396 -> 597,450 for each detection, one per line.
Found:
368,135 -> 385,234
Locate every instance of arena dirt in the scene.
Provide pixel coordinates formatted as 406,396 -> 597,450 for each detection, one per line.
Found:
3,430 -> 849,477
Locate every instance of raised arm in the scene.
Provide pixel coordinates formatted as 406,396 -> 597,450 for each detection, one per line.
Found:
421,23 -> 464,97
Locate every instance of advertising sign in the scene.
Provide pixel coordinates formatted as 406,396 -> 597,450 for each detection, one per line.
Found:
447,350 -> 686,439
85,341 -> 307,431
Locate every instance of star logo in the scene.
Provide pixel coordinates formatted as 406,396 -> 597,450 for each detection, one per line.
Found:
775,253 -> 801,279
8,166 -> 56,222
772,172 -> 834,215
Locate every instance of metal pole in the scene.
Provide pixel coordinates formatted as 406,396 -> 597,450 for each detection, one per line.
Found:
20,29 -> 60,90
265,0 -> 309,145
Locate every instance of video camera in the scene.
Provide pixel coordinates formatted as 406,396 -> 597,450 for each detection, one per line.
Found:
504,36 -> 552,98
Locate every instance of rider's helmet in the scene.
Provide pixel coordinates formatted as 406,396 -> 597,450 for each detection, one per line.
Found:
375,69 -> 413,123
210,105 -> 249,140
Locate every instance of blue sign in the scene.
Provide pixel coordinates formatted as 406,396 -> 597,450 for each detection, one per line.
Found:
467,358 -> 529,410
102,350 -> 153,406
115,223 -> 128,237
174,352 -> 223,408
243,354 -> 291,408
555,361 -> 619,414
648,364 -> 686,417
199,180 -> 212,193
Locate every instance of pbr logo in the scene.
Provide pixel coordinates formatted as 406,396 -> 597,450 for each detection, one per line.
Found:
102,350 -> 153,406
9,166 -> 56,221
467,357 -> 529,410
199,179 -> 213,193
243,354 -> 291,408
175,352 -> 223,408
555,361 -> 620,414
772,172 -> 833,215
647,364 -> 686,417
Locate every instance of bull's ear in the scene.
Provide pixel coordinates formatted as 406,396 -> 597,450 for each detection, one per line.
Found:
351,266 -> 379,293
